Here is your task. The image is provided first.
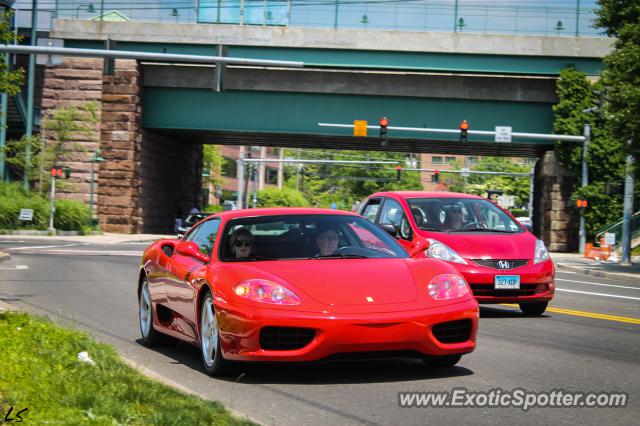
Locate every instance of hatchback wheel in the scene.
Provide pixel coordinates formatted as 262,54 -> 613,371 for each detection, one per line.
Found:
519,301 -> 548,316
200,290 -> 230,376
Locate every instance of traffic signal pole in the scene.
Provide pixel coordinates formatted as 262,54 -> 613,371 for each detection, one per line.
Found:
579,124 -> 590,254
621,138 -> 634,265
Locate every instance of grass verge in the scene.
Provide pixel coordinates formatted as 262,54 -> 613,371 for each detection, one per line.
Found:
0,312 -> 255,425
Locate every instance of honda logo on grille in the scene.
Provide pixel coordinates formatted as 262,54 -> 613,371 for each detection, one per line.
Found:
497,260 -> 511,269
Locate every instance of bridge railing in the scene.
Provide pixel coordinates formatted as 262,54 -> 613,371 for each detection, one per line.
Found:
594,211 -> 640,248
24,0 -> 604,38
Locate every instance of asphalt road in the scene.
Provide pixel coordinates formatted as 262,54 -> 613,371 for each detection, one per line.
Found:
0,239 -> 638,426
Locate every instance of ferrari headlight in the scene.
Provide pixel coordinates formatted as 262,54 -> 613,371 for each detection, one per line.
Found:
426,239 -> 467,264
233,279 -> 301,305
533,239 -> 550,264
428,274 -> 470,300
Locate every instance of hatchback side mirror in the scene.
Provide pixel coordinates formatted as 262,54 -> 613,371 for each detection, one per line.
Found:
176,241 -> 209,263
379,223 -> 397,237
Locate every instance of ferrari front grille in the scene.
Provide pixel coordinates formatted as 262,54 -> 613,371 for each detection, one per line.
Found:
471,259 -> 528,270
259,326 -> 315,350
432,319 -> 472,344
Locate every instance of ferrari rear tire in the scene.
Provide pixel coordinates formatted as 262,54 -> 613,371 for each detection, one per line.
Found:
199,289 -> 230,376
139,277 -> 163,346
519,301 -> 548,316
422,354 -> 462,368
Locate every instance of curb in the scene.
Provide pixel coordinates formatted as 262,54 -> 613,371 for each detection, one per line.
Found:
555,262 -> 640,284
0,252 -> 10,263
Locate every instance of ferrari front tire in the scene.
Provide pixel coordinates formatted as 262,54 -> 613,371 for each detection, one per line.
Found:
199,289 -> 230,376
519,301 -> 548,316
139,277 -> 163,346
422,354 -> 462,368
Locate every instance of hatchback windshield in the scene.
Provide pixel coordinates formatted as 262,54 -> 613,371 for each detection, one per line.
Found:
220,214 -> 409,261
407,198 -> 523,233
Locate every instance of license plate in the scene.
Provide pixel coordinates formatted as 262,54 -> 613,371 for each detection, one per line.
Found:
494,275 -> 520,289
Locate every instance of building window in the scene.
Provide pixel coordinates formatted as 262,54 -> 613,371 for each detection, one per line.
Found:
445,156 -> 456,164
432,156 -> 443,165
222,157 -> 237,177
467,156 -> 478,164
265,167 -> 278,185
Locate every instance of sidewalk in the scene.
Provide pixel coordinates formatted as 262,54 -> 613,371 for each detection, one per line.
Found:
0,233 -> 173,244
552,252 -> 640,284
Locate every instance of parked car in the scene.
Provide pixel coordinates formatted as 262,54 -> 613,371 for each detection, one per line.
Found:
358,192 -> 555,316
176,212 -> 213,238
138,208 -> 478,375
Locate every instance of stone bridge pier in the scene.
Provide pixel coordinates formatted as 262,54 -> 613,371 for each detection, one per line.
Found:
40,57 -> 202,233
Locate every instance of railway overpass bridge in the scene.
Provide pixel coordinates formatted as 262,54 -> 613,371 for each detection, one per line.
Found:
26,19 -> 612,250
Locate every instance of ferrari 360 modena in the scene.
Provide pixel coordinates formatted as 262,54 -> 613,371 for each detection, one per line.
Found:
138,208 -> 478,375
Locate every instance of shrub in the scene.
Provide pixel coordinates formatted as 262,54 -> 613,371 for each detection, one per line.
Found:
54,198 -> 91,231
256,187 -> 309,208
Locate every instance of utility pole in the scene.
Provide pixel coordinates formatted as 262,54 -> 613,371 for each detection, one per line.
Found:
621,137 -> 634,265
579,123 -> 590,254
25,0 -> 38,190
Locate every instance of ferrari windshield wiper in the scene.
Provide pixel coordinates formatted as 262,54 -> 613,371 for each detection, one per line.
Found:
306,254 -> 371,259
418,226 -> 442,231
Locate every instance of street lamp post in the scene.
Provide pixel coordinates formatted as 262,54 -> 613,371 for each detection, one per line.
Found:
89,149 -> 104,225
75,3 -> 95,19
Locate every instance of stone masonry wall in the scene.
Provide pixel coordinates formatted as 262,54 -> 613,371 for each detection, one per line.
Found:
534,151 -> 577,252
40,58 -> 103,204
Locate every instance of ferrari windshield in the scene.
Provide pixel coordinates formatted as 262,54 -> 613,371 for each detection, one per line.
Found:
408,198 -> 524,233
220,214 -> 409,261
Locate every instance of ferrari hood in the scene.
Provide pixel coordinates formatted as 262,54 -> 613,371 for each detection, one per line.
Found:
247,259 -> 419,306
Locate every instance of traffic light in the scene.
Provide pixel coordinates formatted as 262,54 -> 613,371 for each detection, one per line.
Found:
432,169 -> 439,183
396,165 -> 402,181
379,117 -> 389,147
63,166 -> 72,179
576,199 -> 588,208
51,167 -> 71,179
459,120 -> 469,143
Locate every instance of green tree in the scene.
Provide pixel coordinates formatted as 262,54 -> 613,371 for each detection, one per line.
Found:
595,0 -> 640,171
465,157 -> 533,209
0,11 -> 24,96
257,187 -> 309,208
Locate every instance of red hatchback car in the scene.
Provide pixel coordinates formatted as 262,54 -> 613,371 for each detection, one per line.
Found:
138,208 -> 478,375
358,192 -> 555,316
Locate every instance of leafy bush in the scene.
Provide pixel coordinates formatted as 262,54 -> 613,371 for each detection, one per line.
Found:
0,182 -> 90,231
256,187 -> 309,208
54,198 -> 90,231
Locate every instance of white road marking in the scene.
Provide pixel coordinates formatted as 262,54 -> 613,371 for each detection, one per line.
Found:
556,288 -> 640,301
29,249 -> 142,256
557,270 -> 577,274
6,243 -> 78,251
556,278 -> 640,291
0,265 -> 29,270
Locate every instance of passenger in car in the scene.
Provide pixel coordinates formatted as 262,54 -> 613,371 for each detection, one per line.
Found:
230,228 -> 255,258
444,204 -> 464,230
315,224 -> 340,256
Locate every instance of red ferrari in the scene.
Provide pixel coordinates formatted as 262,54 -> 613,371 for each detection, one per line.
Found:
358,192 -> 555,316
138,208 -> 478,375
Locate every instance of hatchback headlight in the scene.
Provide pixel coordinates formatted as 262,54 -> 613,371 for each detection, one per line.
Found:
533,239 -> 550,264
426,239 -> 467,264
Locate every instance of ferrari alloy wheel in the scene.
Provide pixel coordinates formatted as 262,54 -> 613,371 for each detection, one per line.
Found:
519,301 -> 548,316
139,277 -> 162,346
200,290 -> 229,375
422,354 -> 462,368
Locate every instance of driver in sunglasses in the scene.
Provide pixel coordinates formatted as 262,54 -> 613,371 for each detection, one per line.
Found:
229,227 -> 255,258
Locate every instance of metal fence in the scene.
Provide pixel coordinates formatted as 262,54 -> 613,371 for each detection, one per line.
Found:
15,0 -> 604,37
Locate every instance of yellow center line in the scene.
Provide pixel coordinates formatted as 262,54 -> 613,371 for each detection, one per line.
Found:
499,304 -> 640,325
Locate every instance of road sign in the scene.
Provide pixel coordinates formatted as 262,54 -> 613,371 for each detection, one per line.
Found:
604,232 -> 616,246
495,126 -> 512,143
497,195 -> 515,208
353,120 -> 368,137
37,38 -> 64,65
461,167 -> 470,177
19,209 -> 34,221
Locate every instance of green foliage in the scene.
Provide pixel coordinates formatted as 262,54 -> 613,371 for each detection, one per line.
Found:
281,150 -> 422,209
595,0 -> 640,176
0,312 -> 254,425
257,187 -> 309,208
0,11 -> 24,96
53,199 -> 91,231
552,67 -> 629,238
202,144 -> 225,188
0,182 -> 49,229
465,157 -> 533,209
2,103 -> 99,192
0,182 -> 90,231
